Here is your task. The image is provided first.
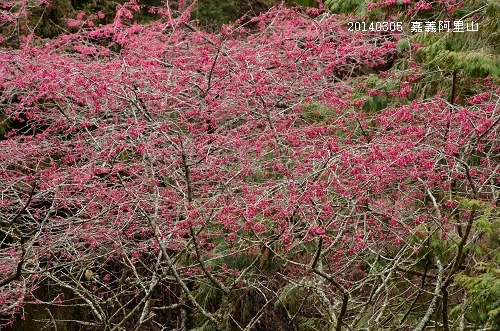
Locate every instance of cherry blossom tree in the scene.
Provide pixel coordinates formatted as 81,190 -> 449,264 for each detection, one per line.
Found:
1,1 -> 499,330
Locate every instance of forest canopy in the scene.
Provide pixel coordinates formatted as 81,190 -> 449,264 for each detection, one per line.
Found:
0,1 -> 499,330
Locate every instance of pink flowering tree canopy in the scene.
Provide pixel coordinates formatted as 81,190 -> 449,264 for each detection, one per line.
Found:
1,1 -> 499,330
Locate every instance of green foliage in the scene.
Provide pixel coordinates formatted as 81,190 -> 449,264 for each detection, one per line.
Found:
406,0 -> 500,103
396,38 -> 411,55
193,0 -> 238,29
30,0 -> 74,38
297,317 -> 328,331
352,74 -> 400,112
193,280 -> 224,309
275,283 -> 333,330
324,0 -> 367,15
475,209 -> 494,236
324,0 -> 499,104
244,169 -> 284,183
413,30 -> 500,79
275,283 -> 309,315
293,0 -> 318,8
193,0 -> 296,30
72,0 -> 128,24
300,102 -> 337,122
208,238 -> 255,271
475,217 -> 492,235
458,198 -> 482,209
453,205 -> 500,328
455,263 -> 500,327
324,0 -> 408,19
